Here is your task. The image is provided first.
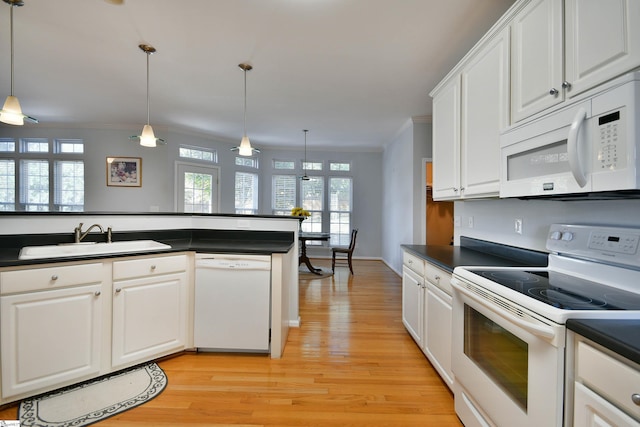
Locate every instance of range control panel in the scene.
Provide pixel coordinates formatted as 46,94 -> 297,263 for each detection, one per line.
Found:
547,224 -> 640,268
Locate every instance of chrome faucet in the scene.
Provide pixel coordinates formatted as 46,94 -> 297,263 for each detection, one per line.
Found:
74,223 -> 105,243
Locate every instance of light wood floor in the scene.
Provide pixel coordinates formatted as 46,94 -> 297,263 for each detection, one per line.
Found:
0,259 -> 462,426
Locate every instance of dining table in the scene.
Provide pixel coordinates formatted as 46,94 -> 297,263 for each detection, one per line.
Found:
298,232 -> 331,275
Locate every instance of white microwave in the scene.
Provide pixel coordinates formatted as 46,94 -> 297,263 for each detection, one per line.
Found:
500,72 -> 640,198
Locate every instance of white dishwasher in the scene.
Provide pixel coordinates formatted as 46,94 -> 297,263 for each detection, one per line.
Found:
194,253 -> 271,352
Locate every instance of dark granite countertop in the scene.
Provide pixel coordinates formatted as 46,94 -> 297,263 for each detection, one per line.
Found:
566,319 -> 640,366
0,229 -> 295,267
401,236 -> 548,272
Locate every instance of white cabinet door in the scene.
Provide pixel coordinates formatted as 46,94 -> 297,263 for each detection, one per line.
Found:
461,27 -> 510,198
565,0 -> 640,98
574,382 -> 639,427
424,282 -> 454,391
1,284 -> 103,399
511,0 -> 564,122
432,76 -> 461,200
112,271 -> 187,368
401,266 -> 424,348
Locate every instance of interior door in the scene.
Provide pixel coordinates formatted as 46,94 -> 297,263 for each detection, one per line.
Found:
175,162 -> 219,213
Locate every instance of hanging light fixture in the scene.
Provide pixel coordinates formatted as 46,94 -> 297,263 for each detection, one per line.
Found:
0,0 -> 37,126
301,129 -> 310,181
232,63 -> 259,156
130,44 -> 164,147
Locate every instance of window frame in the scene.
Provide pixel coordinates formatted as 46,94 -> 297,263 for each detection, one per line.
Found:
0,138 -> 85,212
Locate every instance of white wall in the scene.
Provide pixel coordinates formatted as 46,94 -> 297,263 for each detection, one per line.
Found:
455,198 -> 640,252
382,119 -> 431,274
1,125 -> 384,258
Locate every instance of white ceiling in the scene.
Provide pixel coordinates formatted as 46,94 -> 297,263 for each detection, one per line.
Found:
0,0 -> 515,150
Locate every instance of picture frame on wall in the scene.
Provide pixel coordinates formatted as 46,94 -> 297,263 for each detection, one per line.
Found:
106,157 -> 142,187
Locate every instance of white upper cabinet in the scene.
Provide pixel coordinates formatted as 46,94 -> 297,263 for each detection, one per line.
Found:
432,27 -> 510,200
461,27 -> 510,199
565,0 -> 640,97
511,0 -> 640,123
511,0 -> 564,123
432,76 -> 461,200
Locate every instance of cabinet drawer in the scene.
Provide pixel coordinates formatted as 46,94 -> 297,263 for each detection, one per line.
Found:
577,341 -> 640,420
113,254 -> 187,281
424,262 -> 452,296
1,263 -> 104,295
403,252 -> 424,276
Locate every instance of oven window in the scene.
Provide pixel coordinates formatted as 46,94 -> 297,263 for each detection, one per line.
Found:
464,304 -> 528,410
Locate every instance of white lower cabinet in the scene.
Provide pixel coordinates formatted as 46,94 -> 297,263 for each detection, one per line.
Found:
572,338 -> 640,427
401,250 -> 454,391
423,262 -> 453,391
424,281 -> 453,390
0,252 -> 191,405
0,263 -> 107,400
112,254 -> 188,369
402,266 -> 424,347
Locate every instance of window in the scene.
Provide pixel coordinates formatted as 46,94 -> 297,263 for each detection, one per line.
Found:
236,156 -> 258,168
179,145 -> 217,163
330,177 -> 352,245
270,158 -> 354,242
183,172 -> 213,213
274,160 -> 295,170
0,159 -> 15,211
302,161 -> 323,171
330,162 -> 351,172
235,172 -> 259,214
272,175 -> 297,215
55,161 -> 84,211
0,138 -> 85,211
300,176 -> 323,232
21,159 -> 49,211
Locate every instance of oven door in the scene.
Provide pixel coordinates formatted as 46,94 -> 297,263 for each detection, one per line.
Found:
451,277 -> 565,427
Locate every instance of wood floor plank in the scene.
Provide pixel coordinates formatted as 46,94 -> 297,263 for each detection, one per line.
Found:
0,259 -> 462,426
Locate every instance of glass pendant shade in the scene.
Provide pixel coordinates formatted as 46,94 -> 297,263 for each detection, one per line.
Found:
0,95 -> 24,125
1,0 -> 36,126
139,124 -> 157,147
238,136 -> 252,156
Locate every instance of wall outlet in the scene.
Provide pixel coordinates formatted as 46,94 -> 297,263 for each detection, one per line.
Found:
468,216 -> 474,228
515,218 -> 523,234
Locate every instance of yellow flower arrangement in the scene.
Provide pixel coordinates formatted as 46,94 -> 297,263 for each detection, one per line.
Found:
291,207 -> 310,217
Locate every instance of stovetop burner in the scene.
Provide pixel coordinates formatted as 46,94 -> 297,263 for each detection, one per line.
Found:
471,269 -> 640,311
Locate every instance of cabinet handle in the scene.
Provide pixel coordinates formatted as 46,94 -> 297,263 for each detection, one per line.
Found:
632,393 -> 640,406
549,88 -> 559,96
453,187 -> 459,193
150,265 -> 157,270
51,275 -> 58,281
94,291 -> 101,296
562,81 -> 572,89
434,275 -> 440,283
408,259 -> 413,264
115,288 -> 122,293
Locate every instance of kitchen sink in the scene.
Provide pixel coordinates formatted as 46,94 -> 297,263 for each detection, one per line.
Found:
18,240 -> 172,260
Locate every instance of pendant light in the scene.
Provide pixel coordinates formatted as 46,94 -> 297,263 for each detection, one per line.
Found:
130,44 -> 164,147
232,63 -> 260,156
301,129 -> 310,180
0,0 -> 37,126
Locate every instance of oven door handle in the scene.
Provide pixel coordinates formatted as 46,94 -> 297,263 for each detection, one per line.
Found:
452,281 -> 557,341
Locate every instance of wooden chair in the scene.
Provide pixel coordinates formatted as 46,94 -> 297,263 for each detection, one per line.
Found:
332,229 -> 358,274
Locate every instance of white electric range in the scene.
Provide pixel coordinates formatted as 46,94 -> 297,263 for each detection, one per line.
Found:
451,224 -> 640,427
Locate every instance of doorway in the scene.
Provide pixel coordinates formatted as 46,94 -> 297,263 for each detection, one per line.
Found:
175,162 -> 220,213
426,161 -> 454,245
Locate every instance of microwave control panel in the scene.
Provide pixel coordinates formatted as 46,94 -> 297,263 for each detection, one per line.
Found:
595,108 -> 626,172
